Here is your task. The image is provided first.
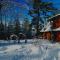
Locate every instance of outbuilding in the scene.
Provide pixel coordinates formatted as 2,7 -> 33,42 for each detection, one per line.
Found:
40,14 -> 60,42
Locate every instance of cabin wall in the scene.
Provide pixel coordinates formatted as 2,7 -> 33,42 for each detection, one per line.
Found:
55,32 -> 60,42
52,17 -> 60,42
43,32 -> 51,40
52,18 -> 60,29
42,31 -> 60,42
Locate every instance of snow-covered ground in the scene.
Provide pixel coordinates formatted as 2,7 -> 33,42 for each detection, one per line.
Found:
0,39 -> 60,60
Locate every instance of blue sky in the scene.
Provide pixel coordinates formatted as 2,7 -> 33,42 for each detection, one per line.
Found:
1,0 -> 60,23
43,0 -> 60,9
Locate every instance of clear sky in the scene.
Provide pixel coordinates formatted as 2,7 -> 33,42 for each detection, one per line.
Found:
1,0 -> 60,23
43,0 -> 60,9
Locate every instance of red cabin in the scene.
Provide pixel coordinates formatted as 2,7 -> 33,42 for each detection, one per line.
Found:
41,14 -> 60,42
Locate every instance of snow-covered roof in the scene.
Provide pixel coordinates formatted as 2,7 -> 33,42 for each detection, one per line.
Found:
44,25 -> 51,32
53,27 -> 60,31
10,34 -> 18,37
48,14 -> 60,21
40,14 -> 60,32
40,22 -> 51,32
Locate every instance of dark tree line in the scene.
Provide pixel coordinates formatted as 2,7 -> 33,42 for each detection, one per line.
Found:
0,17 -> 32,39
0,0 -> 58,40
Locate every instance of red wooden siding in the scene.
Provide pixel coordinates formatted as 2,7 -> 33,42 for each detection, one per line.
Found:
43,32 -> 51,40
56,32 -> 60,42
53,18 -> 60,29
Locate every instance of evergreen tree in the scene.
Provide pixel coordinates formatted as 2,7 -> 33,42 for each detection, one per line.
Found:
14,19 -> 20,35
23,18 -> 30,31
0,21 -> 4,32
0,1 -> 4,33
29,0 -> 41,36
29,0 -> 57,37
8,20 -> 14,34
23,18 -> 31,36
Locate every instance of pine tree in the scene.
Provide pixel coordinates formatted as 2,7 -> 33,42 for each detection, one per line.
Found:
29,0 -> 57,37
0,21 -> 4,32
8,20 -> 14,34
14,19 -> 20,35
0,0 -> 4,33
23,18 -> 30,36
29,0 -> 41,37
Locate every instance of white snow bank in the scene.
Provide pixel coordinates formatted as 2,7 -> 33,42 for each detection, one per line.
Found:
58,52 -> 60,60
0,45 -> 21,54
0,39 -> 60,60
5,45 -> 21,52
53,27 -> 60,31
26,44 -> 39,54
0,44 -> 39,55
